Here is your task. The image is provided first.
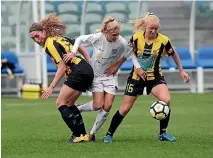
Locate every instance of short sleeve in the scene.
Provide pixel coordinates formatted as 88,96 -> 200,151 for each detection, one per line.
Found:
164,39 -> 176,57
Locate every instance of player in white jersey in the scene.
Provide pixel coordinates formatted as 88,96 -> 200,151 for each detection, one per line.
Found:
63,16 -> 144,141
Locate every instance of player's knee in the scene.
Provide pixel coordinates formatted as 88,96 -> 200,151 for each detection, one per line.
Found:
103,104 -> 112,112
56,99 -> 67,107
161,98 -> 170,106
93,101 -> 104,111
120,105 -> 131,116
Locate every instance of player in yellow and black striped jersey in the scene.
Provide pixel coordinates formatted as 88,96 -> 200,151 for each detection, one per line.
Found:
125,30 -> 176,96
29,13 -> 94,143
104,13 -> 190,143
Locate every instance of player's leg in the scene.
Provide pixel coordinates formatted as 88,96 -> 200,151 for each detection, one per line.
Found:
151,82 -> 176,142
77,78 -> 104,112
67,94 -> 90,142
104,95 -> 137,143
89,92 -> 115,141
89,77 -> 118,141
56,84 -> 85,143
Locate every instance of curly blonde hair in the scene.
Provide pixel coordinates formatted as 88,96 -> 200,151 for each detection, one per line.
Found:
29,13 -> 68,37
98,16 -> 120,33
131,13 -> 160,33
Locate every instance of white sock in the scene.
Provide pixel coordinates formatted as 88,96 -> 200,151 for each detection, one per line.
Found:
90,109 -> 109,135
77,101 -> 94,112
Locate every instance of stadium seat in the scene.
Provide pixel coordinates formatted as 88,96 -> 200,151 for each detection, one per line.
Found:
58,14 -> 79,24
121,23 -> 132,32
1,51 -> 24,74
46,55 -> 57,72
123,35 -> 132,41
85,13 -> 103,24
86,2 -> 104,15
105,2 -> 127,14
106,12 -> 126,22
120,59 -> 133,71
128,12 -> 138,20
57,2 -> 79,14
66,24 -> 81,36
162,56 -> 170,69
88,23 -> 102,34
168,47 -> 197,69
45,2 -> 55,13
127,2 -> 138,13
196,47 -> 213,68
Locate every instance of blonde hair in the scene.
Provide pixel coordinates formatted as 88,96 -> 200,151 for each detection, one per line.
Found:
130,13 -> 160,33
98,16 -> 120,33
38,13 -> 68,37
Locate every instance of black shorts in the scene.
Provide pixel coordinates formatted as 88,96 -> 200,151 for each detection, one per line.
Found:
64,59 -> 94,92
124,76 -> 167,96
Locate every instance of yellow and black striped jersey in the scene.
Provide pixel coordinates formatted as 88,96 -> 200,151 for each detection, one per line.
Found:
44,36 -> 82,78
130,31 -> 176,80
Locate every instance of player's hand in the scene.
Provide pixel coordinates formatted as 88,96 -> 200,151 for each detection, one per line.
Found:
63,52 -> 75,63
136,68 -> 146,81
41,86 -> 54,99
179,70 -> 190,83
104,64 -> 119,76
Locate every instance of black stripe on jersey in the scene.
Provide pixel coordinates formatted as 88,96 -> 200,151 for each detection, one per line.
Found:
133,38 -> 139,56
53,40 -> 66,59
45,47 -> 57,63
165,40 -> 175,56
64,36 -> 75,45
154,43 -> 164,78
143,43 -> 153,57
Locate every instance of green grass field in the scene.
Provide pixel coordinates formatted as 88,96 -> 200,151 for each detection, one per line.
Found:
2,93 -> 213,158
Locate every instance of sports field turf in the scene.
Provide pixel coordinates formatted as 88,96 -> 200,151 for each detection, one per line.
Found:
2,93 -> 213,158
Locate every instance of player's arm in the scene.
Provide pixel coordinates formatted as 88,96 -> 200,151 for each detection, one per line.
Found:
164,40 -> 184,72
72,34 -> 100,54
41,41 -> 66,99
124,37 -> 146,80
104,56 -> 127,76
50,60 -> 66,88
78,46 -> 91,63
64,34 -> 100,63
165,40 -> 190,83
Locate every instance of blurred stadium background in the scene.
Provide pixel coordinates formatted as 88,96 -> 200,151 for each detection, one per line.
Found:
1,1 -> 213,158
1,0 -> 213,96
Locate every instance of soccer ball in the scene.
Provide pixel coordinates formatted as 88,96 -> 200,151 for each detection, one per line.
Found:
150,101 -> 169,120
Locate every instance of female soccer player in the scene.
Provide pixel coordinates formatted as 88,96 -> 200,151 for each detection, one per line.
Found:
63,16 -> 143,141
29,13 -> 94,143
104,13 -> 190,143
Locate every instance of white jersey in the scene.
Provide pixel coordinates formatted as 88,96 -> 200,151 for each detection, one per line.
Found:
75,32 -> 132,77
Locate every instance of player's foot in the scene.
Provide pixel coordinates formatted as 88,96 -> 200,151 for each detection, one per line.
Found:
89,134 -> 96,142
104,135 -> 113,143
67,134 -> 85,143
83,134 -> 90,142
159,132 -> 176,142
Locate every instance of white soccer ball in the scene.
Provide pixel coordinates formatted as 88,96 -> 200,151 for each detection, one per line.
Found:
150,101 -> 169,120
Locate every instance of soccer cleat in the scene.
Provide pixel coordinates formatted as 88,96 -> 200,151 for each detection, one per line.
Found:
104,135 -> 113,143
89,134 -> 96,142
67,134 -> 85,143
83,134 -> 90,142
159,132 -> 176,142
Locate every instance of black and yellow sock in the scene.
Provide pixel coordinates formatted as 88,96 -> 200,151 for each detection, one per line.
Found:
58,105 -> 80,137
160,110 -> 171,135
106,110 -> 125,136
